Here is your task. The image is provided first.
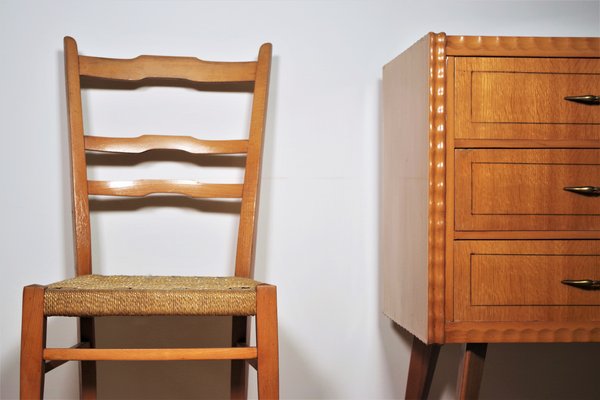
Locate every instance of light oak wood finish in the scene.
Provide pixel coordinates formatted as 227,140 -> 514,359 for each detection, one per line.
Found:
235,43 -> 272,279
20,38 -> 278,399
446,36 -> 600,57
383,33 -> 600,399
455,240 -> 600,322
454,139 -> 600,149
79,55 -> 256,82
455,58 -> 600,141
43,347 -> 258,361
382,32 -> 447,344
65,37 -> 92,277
446,321 -> 600,343
256,285 -> 279,399
455,149 -> 600,232
20,286 -> 46,400
84,135 -> 249,154
87,180 -> 244,198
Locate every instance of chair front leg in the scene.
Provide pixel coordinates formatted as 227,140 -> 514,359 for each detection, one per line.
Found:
21,285 -> 47,400
255,285 -> 279,399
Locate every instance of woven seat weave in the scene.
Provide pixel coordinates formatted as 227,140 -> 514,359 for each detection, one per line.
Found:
44,275 -> 260,317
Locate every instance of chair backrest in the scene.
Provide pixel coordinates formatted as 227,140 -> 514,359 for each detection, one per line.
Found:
64,37 -> 272,279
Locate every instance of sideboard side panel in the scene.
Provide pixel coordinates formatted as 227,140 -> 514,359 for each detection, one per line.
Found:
382,34 -> 432,343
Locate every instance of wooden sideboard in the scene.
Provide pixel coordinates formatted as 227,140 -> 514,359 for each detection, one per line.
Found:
382,33 -> 600,398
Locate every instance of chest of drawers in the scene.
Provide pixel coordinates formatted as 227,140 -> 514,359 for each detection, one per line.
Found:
382,33 -> 599,398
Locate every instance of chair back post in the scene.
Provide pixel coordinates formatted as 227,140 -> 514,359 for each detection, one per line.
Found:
235,43 -> 272,279
64,37 -> 272,279
64,36 -> 92,276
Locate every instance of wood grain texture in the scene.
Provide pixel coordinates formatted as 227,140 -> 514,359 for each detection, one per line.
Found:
65,36 -> 92,276
470,254 -> 600,306
454,240 -> 600,322
455,230 -> 600,240
235,43 -> 272,278
256,285 -> 279,399
444,56 -> 457,323
454,139 -> 600,149
20,285 -> 47,400
428,32 -> 447,344
456,343 -> 487,400
85,135 -> 249,154
455,149 -> 600,231
87,180 -> 243,198
455,57 -> 600,141
79,55 -> 256,82
446,36 -> 600,57
30,37 -> 278,399
405,337 -> 440,400
471,68 -> 600,123
382,34 -> 432,343
44,343 -> 90,373
43,347 -> 258,361
386,32 -> 600,400
382,32 -> 447,344
446,321 -> 600,343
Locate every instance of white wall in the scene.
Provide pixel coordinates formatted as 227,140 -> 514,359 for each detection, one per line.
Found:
1,1 -> 599,399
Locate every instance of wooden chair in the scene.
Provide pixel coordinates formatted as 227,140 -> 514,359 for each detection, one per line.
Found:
20,37 -> 278,399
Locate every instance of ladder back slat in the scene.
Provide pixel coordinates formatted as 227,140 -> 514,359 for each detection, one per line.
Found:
88,180 -> 243,198
84,135 -> 249,154
79,55 -> 257,82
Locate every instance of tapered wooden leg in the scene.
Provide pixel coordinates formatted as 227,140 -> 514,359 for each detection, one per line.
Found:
231,316 -> 250,399
21,285 -> 47,400
405,336 -> 440,400
457,343 -> 488,400
79,317 -> 96,400
256,285 -> 279,399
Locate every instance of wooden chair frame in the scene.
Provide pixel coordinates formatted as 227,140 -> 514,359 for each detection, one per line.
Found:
20,37 -> 278,399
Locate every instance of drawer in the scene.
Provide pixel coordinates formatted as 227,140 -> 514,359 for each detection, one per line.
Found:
455,57 -> 600,141
455,149 -> 600,231
454,240 -> 600,322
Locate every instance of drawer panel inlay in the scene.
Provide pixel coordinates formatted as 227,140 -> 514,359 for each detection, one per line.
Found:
471,254 -> 600,306
455,241 -> 600,322
456,149 -> 600,231
456,57 -> 600,140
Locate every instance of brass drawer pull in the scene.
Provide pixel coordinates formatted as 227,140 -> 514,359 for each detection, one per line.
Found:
563,186 -> 600,197
561,279 -> 600,290
564,95 -> 600,105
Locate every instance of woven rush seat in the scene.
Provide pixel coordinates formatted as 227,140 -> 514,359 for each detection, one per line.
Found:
44,275 -> 260,317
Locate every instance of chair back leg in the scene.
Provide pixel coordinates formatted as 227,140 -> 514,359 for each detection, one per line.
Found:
231,316 -> 250,399
79,317 -> 97,399
21,285 -> 47,399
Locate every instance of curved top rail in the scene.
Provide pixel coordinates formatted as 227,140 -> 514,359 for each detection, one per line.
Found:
78,55 -> 257,83
84,135 -> 248,155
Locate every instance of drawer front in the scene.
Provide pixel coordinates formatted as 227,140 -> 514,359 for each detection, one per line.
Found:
455,57 -> 600,140
455,149 -> 600,231
454,240 -> 600,322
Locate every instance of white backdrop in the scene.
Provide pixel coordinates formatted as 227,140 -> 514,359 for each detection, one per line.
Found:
1,1 -> 599,399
